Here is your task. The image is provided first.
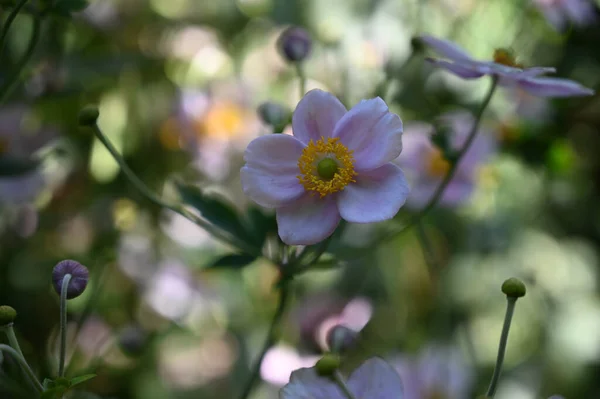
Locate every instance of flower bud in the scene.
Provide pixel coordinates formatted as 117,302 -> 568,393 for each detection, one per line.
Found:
501,277 -> 526,298
278,26 -> 312,62
257,102 -> 290,131
52,260 -> 89,299
315,353 -> 341,377
78,105 -> 99,126
0,305 -> 17,326
326,325 -> 358,354
410,36 -> 425,53
118,325 -> 148,356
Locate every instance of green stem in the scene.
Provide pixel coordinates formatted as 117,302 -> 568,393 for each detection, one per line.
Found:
415,221 -> 439,278
333,370 -> 358,399
0,0 -> 30,61
5,324 -> 24,359
381,76 -> 499,243
238,281 -> 291,399
0,10 -> 41,105
58,274 -> 72,377
90,124 -> 260,257
0,344 -> 43,392
485,297 -> 517,398
296,63 -> 306,98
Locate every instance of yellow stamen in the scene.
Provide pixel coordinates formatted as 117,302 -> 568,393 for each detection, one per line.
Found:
297,137 -> 356,197
427,148 -> 450,177
493,48 -> 523,68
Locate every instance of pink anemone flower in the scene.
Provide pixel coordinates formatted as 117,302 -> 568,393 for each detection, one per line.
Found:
241,89 -> 409,245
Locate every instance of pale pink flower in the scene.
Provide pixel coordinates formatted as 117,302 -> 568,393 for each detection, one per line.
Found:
241,89 -> 409,245
420,35 -> 594,98
395,112 -> 495,208
532,0 -> 596,31
390,345 -> 474,399
280,357 -> 404,399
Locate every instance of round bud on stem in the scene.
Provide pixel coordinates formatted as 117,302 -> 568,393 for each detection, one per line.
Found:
315,353 -> 341,377
326,325 -> 358,354
78,105 -> 99,126
501,277 -> 526,298
0,305 -> 17,326
52,260 -> 89,299
118,325 -> 148,356
277,26 -> 312,63
257,102 -> 290,131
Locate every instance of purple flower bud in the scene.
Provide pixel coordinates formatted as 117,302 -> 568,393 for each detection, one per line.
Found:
278,26 -> 312,62
118,325 -> 148,356
326,325 -> 358,354
52,260 -> 89,299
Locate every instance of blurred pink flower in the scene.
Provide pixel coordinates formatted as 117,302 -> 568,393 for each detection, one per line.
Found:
260,345 -> 319,387
390,345 -> 474,399
532,0 -> 597,31
395,112 -> 496,208
420,35 -> 594,97
280,357 -> 404,399
241,89 -> 409,245
0,105 -> 55,204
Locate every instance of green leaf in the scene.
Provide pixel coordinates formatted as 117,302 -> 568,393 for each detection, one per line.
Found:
176,183 -> 254,244
245,207 -> 276,248
207,253 -> 257,269
70,374 -> 97,386
0,155 -> 39,177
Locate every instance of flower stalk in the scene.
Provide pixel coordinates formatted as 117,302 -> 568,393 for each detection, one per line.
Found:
58,273 -> 72,377
0,344 -> 43,392
333,370 -> 359,399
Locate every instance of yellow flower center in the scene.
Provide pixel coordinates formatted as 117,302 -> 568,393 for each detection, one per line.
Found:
493,48 -> 523,68
297,137 -> 356,197
427,148 -> 450,177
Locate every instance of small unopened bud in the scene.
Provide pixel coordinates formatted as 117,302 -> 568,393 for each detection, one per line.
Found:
326,325 -> 358,354
410,36 -> 425,53
257,102 -> 290,131
501,277 -> 526,298
0,306 -> 17,326
315,353 -> 341,376
118,325 -> 148,356
78,105 -> 99,126
278,26 -> 312,62
52,260 -> 89,299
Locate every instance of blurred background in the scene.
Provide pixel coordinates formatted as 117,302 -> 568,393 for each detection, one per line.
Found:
0,0 -> 600,398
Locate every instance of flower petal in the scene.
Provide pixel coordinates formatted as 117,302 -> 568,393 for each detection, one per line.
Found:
332,98 -> 403,171
280,366 -> 344,399
425,59 -> 486,79
292,89 -> 347,145
276,194 -> 340,245
419,35 -> 473,62
516,66 -> 556,77
517,77 -> 595,97
241,134 -> 306,208
337,163 -> 409,223
347,357 -> 404,398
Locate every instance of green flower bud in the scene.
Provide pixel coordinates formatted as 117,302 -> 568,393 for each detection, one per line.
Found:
0,305 -> 17,326
78,105 -> 99,126
315,353 -> 341,377
257,102 -> 290,131
501,277 -> 526,298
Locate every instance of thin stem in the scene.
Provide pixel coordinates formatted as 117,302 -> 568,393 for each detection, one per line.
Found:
380,76 -> 499,244
58,273 -> 72,377
0,344 -> 43,392
0,10 -> 41,105
0,0 -> 30,61
415,221 -> 439,278
90,124 -> 260,257
485,297 -> 517,398
412,77 -> 498,223
238,281 -> 291,399
333,370 -> 358,399
4,324 -> 24,359
296,63 -> 306,98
